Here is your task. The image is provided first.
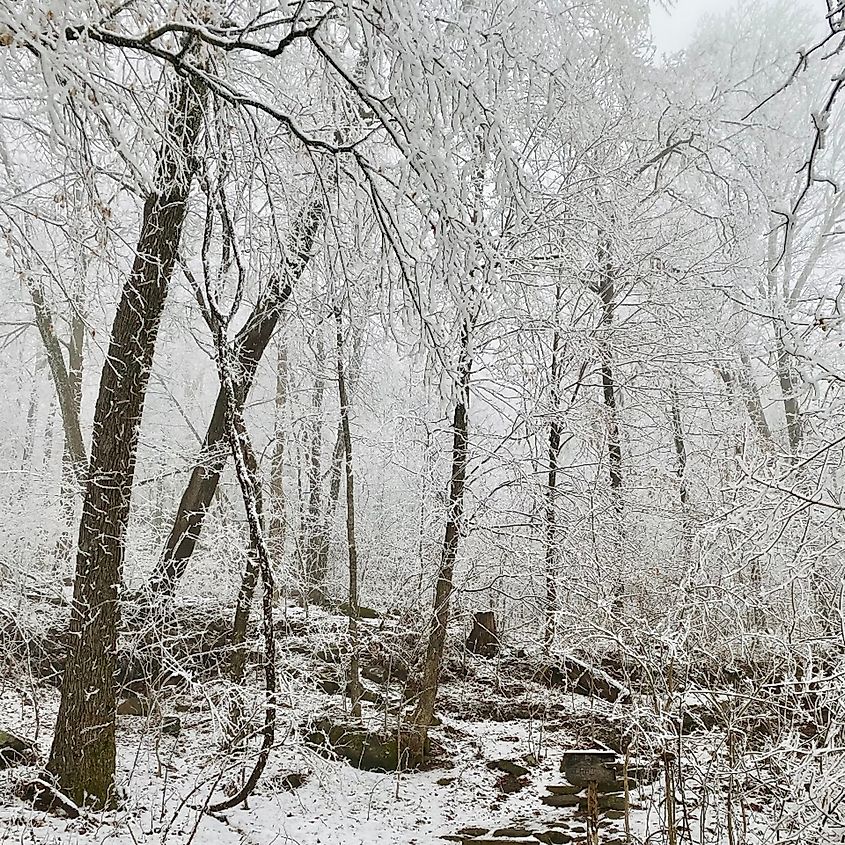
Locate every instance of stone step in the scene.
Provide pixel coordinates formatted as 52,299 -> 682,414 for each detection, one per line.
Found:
541,794 -> 580,807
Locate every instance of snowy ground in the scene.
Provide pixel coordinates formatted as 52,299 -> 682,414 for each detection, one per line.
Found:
0,679 -> 650,845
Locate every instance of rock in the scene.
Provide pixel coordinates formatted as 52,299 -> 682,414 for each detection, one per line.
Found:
0,730 -> 36,768
546,784 -> 580,795
561,750 -> 618,790
437,776 -> 456,786
457,827 -> 489,837
304,717 -> 428,771
117,695 -> 150,717
460,840 -> 535,845
161,716 -> 181,736
578,794 -> 626,812
495,772 -> 529,794
337,602 -> 379,620
492,828 -> 532,837
488,759 -> 530,777
315,645 -> 346,664
316,678 -> 342,695
542,657 -> 630,703
604,811 -> 626,821
279,772 -> 308,790
541,794 -> 580,807
534,832 -> 573,845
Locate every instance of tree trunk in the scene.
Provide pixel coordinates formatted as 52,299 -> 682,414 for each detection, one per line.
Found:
718,347 -> 774,450
595,236 -> 624,612
466,610 -> 498,657
58,308 -> 85,555
411,339 -> 471,736
269,336 -> 288,569
336,308 -> 363,717
303,345 -> 326,601
46,72 -> 206,808
544,283 -> 563,648
669,381 -> 693,566
313,329 -> 366,600
146,192 -> 323,600
228,414 -> 264,690
774,322 -> 803,457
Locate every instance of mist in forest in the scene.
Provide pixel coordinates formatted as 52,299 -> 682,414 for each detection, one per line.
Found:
0,1 -> 843,843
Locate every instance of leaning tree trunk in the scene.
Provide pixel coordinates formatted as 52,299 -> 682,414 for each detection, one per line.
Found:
411,338 -> 471,738
46,72 -> 206,808
146,191 -> 323,600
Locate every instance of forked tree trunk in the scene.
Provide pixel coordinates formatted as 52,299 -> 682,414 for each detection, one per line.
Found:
46,72 -> 206,808
411,339 -> 471,737
146,192 -> 323,600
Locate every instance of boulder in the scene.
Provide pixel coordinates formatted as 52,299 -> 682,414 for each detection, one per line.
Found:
0,729 -> 36,768
304,717 -> 428,771
488,758 -> 530,778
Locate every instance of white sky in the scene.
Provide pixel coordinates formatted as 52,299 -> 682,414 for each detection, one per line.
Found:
650,0 -> 826,54
650,0 -> 740,53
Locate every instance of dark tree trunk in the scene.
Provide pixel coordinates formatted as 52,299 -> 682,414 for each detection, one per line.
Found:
544,282 -> 563,648
46,73 -> 206,808
269,336 -> 288,568
146,193 -> 323,600
304,348 -> 326,600
336,308 -> 363,717
412,338 -> 471,736
595,236 -> 624,613
313,329 -> 365,600
228,415 -> 264,689
774,322 -> 803,457
466,610 -> 498,657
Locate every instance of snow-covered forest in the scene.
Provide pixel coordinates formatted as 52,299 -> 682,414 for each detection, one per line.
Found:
1,1 -> 844,843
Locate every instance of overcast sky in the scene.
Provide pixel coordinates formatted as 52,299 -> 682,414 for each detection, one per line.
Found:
650,0 -> 825,54
650,0 -> 736,52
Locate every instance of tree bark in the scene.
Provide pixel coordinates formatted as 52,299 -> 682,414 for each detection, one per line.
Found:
595,236 -> 623,612
412,338 -> 471,736
146,192 -> 323,600
544,282 -> 563,648
336,307 -> 363,717
46,72 -> 206,808
269,336 -> 288,568
774,322 -> 803,457
304,345 -> 326,599
313,328 -> 365,599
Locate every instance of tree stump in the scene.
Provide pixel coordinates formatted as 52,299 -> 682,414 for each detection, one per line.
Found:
466,611 -> 499,657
